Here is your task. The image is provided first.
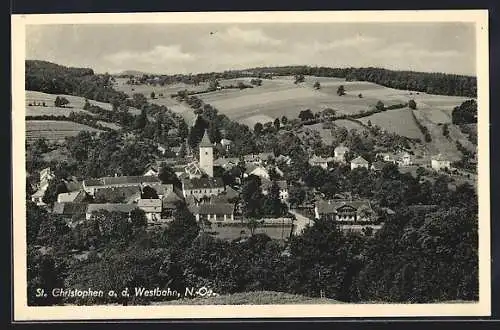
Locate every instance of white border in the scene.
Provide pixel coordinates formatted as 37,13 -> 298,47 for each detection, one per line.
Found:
11,10 -> 490,321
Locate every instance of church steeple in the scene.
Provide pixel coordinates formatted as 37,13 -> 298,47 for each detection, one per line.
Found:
199,129 -> 213,148
199,129 -> 214,177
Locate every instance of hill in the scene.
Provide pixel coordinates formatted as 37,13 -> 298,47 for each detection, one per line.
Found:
116,70 -> 152,77
25,60 -> 128,104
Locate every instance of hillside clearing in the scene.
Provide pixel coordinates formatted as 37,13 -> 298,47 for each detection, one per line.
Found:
26,120 -> 102,143
359,107 -> 424,139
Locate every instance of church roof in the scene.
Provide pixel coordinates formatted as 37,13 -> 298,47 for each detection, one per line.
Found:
199,130 -> 213,148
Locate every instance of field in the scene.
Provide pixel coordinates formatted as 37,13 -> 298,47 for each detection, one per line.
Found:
359,107 -> 424,139
26,120 -> 102,143
25,90 -> 141,117
113,78 -> 201,124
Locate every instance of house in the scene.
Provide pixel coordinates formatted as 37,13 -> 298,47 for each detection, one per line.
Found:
93,186 -> 142,204
162,191 -> 183,219
431,154 -> 451,171
137,199 -> 162,224
376,152 -> 397,164
184,161 -> 205,179
261,179 -> 289,201
243,152 -> 274,165
308,155 -> 334,170
350,156 -> 369,170
56,190 -> 89,203
214,157 -> 240,170
63,180 -> 83,192
244,164 -> 270,180
334,145 -> 349,163
82,175 -> 161,195
315,199 -> 375,223
145,183 -> 174,199
190,202 -> 235,222
182,177 -> 225,199
370,161 -> 386,172
52,202 -> 88,221
220,138 -> 233,151
210,186 -> 239,204
396,151 -> 412,167
40,167 -> 55,186
276,154 -> 292,165
157,144 -> 167,155
85,203 -> 137,220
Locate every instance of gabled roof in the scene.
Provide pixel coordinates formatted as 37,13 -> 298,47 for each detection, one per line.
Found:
86,203 -> 137,214
52,202 -> 88,215
351,156 -> 369,164
309,155 -> 334,163
64,180 -> 83,192
84,176 -> 161,187
191,202 -> 234,215
183,177 -> 224,190
432,154 -> 449,162
57,190 -> 87,203
94,186 -> 142,203
316,199 -> 372,215
199,130 -> 213,148
334,145 -> 349,152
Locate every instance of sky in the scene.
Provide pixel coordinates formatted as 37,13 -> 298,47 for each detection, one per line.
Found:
26,23 -> 476,76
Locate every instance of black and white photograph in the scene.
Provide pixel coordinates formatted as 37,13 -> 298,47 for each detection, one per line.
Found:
11,10 -> 490,320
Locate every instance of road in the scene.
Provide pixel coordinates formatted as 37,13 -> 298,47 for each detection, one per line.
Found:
289,209 -> 315,236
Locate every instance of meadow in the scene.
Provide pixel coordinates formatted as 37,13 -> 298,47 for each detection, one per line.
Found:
26,120 -> 102,143
25,90 -> 141,117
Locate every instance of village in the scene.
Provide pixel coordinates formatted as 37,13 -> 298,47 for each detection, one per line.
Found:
30,122 -> 464,241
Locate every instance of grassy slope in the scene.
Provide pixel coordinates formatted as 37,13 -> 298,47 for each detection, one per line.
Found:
156,291 -> 343,305
26,120 -> 102,143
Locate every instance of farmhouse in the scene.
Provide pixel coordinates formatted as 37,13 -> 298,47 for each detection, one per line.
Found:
350,156 -> 369,170
214,157 -> 240,170
376,152 -> 397,163
396,151 -> 413,167
85,203 -> 137,220
190,202 -> 235,222
334,145 -> 350,163
82,175 -> 161,195
31,167 -> 56,206
309,155 -> 334,170
220,138 -> 233,151
431,154 -> 451,171
314,199 -> 375,223
137,199 -> 162,224
182,177 -> 225,199
243,152 -> 274,165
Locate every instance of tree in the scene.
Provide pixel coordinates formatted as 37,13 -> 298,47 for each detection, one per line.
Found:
130,208 -> 147,228
452,99 -> 477,124
288,185 -> 306,208
322,108 -> 336,119
313,81 -> 321,90
298,109 -> 314,121
281,116 -> 288,125
375,100 -> 385,111
141,186 -> 159,199
42,179 -> 68,206
408,99 -> 417,110
294,74 -> 305,84
273,118 -> 281,131
442,124 -> 450,137
165,203 -> 200,249
337,85 -> 346,96
150,91 -> 156,99
54,96 -> 69,107
254,122 -> 263,136
358,93 -> 363,98
178,120 -> 189,140
134,108 -> 148,130
159,164 -> 181,188
241,175 -> 264,219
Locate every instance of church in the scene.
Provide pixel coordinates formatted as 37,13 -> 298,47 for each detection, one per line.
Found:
181,129 -> 225,199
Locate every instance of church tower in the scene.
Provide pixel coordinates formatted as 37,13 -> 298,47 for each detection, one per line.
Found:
199,129 -> 214,177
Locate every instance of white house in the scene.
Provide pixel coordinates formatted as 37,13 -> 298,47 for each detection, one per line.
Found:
190,202 -> 235,222
308,155 -> 334,170
431,154 -> 451,171
244,164 -> 270,180
334,145 -> 350,163
137,199 -> 163,224
261,179 -> 289,202
350,156 -> 369,170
